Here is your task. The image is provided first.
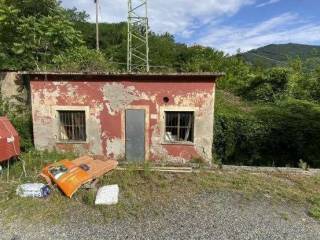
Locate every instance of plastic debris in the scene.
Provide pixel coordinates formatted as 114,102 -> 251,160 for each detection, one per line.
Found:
0,117 -> 21,163
95,185 -> 119,205
16,183 -> 51,198
40,156 -> 118,198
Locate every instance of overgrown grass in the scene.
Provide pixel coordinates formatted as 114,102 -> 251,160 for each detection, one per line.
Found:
1,150 -> 320,224
0,150 -> 77,183
309,196 -> 320,219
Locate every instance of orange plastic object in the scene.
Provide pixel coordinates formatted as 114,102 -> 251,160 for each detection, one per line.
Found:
41,160 -> 91,198
72,156 -> 118,179
41,156 -> 118,198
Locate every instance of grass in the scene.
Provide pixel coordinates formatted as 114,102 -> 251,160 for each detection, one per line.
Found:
309,197 -> 320,219
1,150 -> 320,224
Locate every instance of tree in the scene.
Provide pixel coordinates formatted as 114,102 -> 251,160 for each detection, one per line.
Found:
64,7 -> 89,23
52,46 -> 116,72
308,66 -> 320,102
4,0 -> 60,17
182,46 -> 225,72
0,0 -> 84,70
241,68 -> 290,102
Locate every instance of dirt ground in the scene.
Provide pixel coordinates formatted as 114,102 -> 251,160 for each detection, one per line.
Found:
1,191 -> 320,240
1,155 -> 320,240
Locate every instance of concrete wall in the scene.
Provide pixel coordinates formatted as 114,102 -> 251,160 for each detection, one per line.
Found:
30,76 -> 216,164
0,72 -> 19,100
0,72 -> 28,105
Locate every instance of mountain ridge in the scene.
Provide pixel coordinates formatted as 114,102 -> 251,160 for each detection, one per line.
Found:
240,43 -> 320,68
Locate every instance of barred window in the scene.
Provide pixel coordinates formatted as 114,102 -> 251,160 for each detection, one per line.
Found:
58,111 -> 86,142
165,112 -> 194,143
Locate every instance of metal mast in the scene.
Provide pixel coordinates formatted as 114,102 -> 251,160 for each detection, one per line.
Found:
127,0 -> 150,72
95,0 -> 100,51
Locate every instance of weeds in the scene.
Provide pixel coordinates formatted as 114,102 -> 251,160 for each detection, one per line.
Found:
1,150 -> 320,224
309,196 -> 320,219
0,149 -> 77,183
81,189 -> 97,206
299,159 -> 309,171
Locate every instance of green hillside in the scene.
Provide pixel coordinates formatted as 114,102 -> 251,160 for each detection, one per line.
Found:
2,0 -> 320,168
75,22 -> 189,72
241,43 -> 320,69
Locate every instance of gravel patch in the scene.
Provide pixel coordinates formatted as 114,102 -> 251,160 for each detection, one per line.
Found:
1,191 -> 319,240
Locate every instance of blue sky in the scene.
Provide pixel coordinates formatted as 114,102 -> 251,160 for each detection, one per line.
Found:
61,0 -> 320,54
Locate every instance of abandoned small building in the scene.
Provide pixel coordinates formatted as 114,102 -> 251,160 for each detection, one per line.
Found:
26,72 -> 222,164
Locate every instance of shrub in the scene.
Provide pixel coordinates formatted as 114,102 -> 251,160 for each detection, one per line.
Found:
214,95 -> 320,168
255,99 -> 320,168
214,111 -> 268,166
240,68 -> 289,102
52,46 -> 116,72
0,96 -> 33,151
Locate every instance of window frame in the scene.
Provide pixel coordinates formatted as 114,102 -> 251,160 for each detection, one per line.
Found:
164,111 -> 195,144
56,109 -> 88,143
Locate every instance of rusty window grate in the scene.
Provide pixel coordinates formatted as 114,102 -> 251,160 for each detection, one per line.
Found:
58,111 -> 86,142
165,112 -> 194,143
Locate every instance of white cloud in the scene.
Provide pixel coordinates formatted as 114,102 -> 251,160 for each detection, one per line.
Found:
61,1 -> 320,54
198,13 -> 320,54
256,0 -> 281,8
61,0 -> 255,34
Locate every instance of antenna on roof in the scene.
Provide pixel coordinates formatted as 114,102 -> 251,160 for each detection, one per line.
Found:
95,0 -> 100,51
127,0 -> 150,73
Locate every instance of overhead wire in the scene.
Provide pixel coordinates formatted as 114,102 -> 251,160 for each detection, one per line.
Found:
109,61 -> 170,69
245,52 -> 286,64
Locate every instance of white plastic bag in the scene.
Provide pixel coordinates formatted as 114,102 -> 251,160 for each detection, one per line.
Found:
16,183 -> 51,198
95,185 -> 119,205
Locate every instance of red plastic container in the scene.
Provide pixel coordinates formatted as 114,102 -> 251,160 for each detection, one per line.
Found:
0,117 -> 20,162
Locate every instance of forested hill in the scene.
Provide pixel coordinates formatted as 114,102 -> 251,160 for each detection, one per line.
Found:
74,21 -> 225,72
2,0 -> 320,168
240,43 -> 320,69
65,20 -> 320,73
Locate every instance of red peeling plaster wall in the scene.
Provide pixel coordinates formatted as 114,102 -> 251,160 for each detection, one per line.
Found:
30,76 -> 216,164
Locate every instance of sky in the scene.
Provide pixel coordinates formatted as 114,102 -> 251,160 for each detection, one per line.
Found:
60,0 -> 320,54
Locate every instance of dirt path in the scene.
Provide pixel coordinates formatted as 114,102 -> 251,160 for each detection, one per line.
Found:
1,191 -> 319,240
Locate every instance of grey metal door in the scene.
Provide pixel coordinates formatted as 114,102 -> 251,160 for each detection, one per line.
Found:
125,109 -> 145,162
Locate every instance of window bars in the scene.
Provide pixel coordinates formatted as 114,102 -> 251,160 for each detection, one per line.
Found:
58,111 -> 86,142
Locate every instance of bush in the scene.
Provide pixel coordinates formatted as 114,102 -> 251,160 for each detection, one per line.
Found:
255,99 -> 320,168
10,113 -> 33,151
214,110 -> 268,166
240,68 -> 289,102
0,96 -> 33,151
52,46 -> 116,72
214,95 -> 320,168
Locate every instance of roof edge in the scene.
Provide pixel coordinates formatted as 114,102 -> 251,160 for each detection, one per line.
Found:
13,71 -> 225,77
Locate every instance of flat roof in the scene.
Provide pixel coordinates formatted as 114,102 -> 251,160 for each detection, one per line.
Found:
17,71 -> 224,77
11,71 -> 224,82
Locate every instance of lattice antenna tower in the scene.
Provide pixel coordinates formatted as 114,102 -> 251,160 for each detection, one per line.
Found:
127,0 -> 150,72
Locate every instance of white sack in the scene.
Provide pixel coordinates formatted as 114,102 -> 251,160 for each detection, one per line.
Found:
95,185 -> 119,205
